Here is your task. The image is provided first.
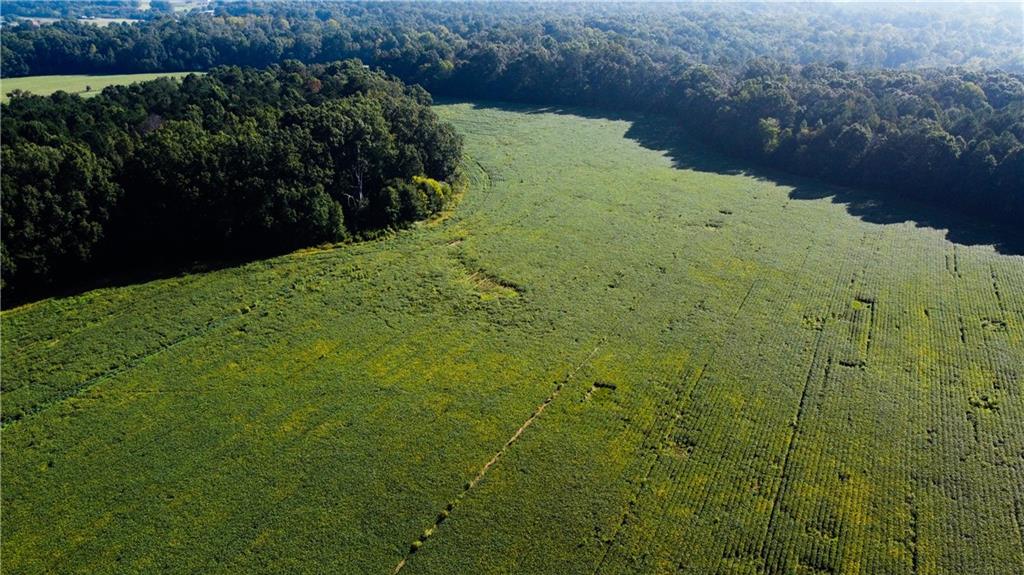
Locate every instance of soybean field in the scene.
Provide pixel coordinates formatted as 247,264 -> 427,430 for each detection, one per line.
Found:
2,102 -> 1022,574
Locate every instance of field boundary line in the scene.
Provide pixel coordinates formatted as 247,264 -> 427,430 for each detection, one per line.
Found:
391,342 -> 603,574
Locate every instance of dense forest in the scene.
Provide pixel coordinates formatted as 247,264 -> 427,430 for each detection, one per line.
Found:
4,2 -> 1021,75
0,0 -> 170,20
2,2 -> 1021,230
1,61 -> 463,299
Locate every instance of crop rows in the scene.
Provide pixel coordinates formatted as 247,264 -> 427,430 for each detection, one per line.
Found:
3,102 -> 1022,574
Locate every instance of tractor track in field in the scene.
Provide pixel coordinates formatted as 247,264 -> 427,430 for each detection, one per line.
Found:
0,306 -> 249,429
4,273 -> 205,358
449,156 -> 494,225
1,254 -> 358,429
391,342 -> 603,574
594,242 -> 815,572
755,236 -> 867,572
591,278 -> 763,575
51,317 -> 443,574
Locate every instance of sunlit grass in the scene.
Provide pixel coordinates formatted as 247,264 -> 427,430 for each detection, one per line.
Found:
2,102 -> 1021,574
1,72 -> 200,102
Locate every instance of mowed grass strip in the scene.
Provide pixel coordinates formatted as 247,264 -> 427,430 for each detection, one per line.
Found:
2,102 -> 1022,574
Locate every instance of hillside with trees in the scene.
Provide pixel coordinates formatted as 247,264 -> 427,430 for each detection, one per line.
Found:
1,61 -> 463,300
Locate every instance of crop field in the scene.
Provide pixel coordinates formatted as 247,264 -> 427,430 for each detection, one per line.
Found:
1,72 -> 197,102
2,102 -> 1023,574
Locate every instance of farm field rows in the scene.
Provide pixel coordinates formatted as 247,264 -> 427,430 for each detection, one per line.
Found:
2,102 -> 1023,574
1,72 -> 197,102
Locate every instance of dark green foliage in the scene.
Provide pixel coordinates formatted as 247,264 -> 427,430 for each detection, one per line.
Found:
0,141 -> 120,289
149,1 -> 173,15
3,103 -> 1022,574
0,1 -> 149,20
3,3 -> 1020,76
1,2 -> 1020,227
0,61 -> 462,299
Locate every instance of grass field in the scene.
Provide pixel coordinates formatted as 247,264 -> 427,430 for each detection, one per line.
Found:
1,72 -> 198,102
2,102 -> 1022,574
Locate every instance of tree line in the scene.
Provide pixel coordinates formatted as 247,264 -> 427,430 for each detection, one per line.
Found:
0,0 -> 171,21
1,61 -> 463,300
3,2 -> 1021,76
2,2 -> 1020,228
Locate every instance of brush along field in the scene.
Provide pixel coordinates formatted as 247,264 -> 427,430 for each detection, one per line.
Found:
2,102 -> 1023,574
1,72 -> 197,102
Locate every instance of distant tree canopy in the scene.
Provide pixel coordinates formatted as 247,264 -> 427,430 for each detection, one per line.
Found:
2,2 -> 1021,76
0,61 -> 463,299
0,0 -> 153,20
2,1 -> 1021,230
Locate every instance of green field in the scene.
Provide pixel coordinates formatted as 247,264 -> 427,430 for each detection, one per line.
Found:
1,72 -> 198,102
2,102 -> 1022,574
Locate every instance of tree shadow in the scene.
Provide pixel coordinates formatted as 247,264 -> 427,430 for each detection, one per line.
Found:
6,98 -> 1020,310
1,255 -> 261,311
461,99 -> 1024,257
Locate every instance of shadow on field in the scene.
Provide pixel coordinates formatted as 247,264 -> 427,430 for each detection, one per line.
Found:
466,100 -> 1024,257
1,255 -> 258,311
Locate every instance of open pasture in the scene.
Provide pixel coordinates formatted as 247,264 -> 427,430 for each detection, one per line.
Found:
2,102 -> 1022,574
1,72 -> 197,102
